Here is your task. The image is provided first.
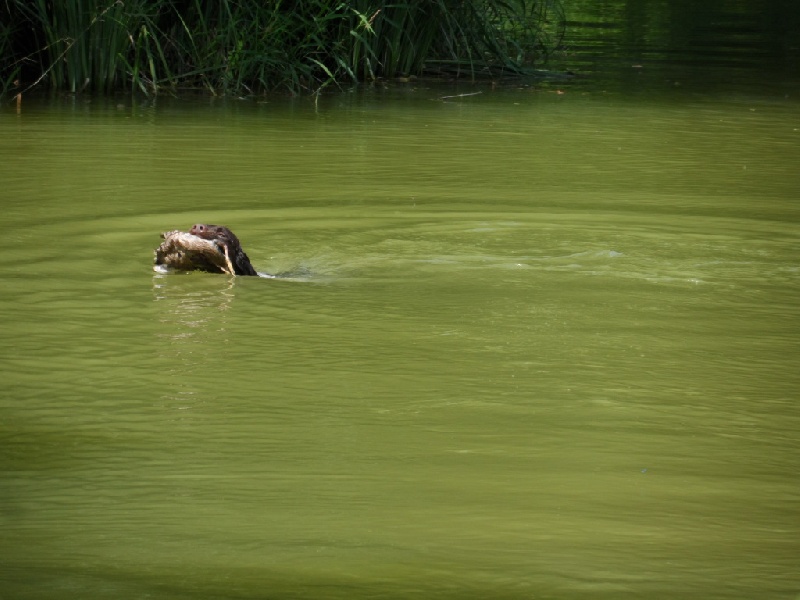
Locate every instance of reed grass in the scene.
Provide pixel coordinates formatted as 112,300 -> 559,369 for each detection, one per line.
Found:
11,0 -> 135,93
4,0 -> 564,96
1,20 -> 19,95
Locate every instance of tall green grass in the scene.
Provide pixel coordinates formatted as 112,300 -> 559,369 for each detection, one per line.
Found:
1,19 -> 19,95
12,0 -> 137,93
3,0 -> 565,96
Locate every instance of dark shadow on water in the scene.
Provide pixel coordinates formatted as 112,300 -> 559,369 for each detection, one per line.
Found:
555,0 -> 800,98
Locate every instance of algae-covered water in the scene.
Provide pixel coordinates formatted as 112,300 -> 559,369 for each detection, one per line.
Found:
2,19 -> 799,600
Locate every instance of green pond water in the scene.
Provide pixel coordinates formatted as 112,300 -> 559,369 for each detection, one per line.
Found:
2,31 -> 800,600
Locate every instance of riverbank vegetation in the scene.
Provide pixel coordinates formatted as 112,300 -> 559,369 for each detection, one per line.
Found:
2,0 -> 565,97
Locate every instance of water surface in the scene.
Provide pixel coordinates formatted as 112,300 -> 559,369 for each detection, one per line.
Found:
2,43 -> 799,600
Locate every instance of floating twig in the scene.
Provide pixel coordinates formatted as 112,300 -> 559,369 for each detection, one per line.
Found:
438,91 -> 483,101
